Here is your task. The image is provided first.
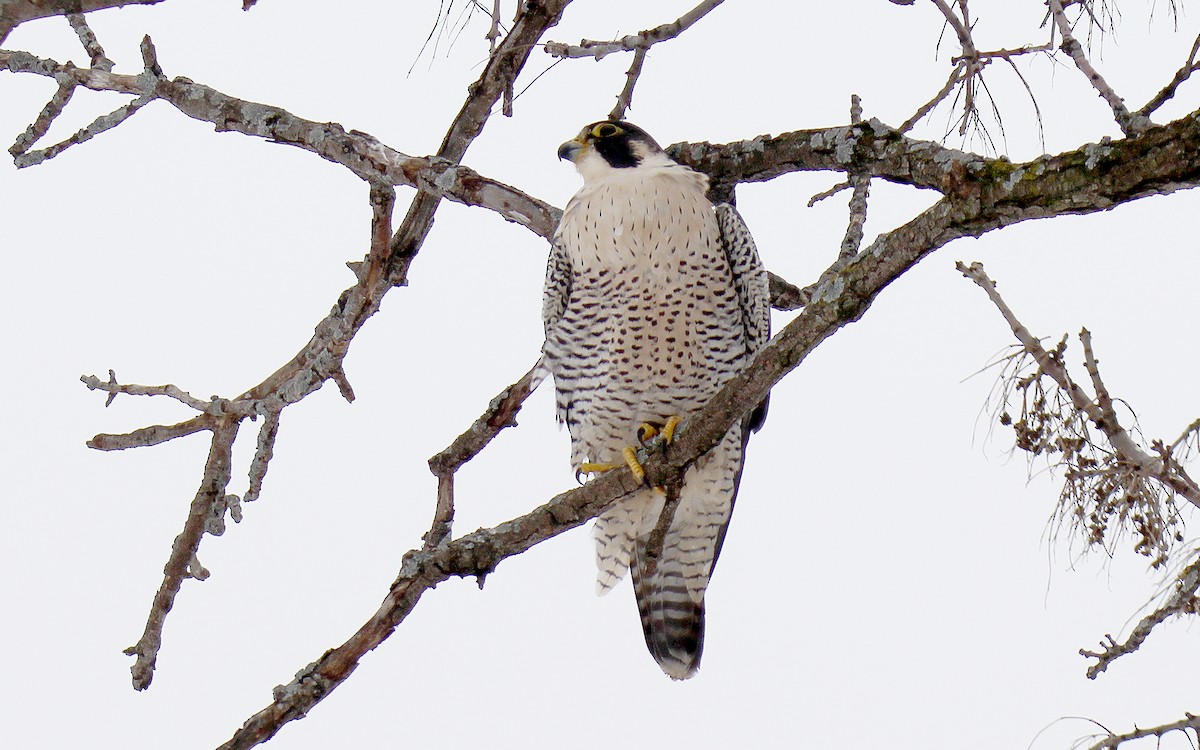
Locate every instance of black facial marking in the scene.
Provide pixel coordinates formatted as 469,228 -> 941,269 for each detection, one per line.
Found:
585,120 -> 662,170
595,136 -> 639,169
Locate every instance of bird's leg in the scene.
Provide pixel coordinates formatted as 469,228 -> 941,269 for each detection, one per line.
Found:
659,415 -> 681,445
576,461 -> 622,482
578,416 -> 682,485
621,446 -> 646,483
637,421 -> 664,445
637,415 -> 681,445
576,450 -> 647,483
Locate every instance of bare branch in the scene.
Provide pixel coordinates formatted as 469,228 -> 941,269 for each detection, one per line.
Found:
219,465 -> 645,750
485,0 -> 502,52
1086,711 -> 1200,750
807,179 -> 851,206
8,79 -> 74,158
767,272 -> 808,311
13,92 -> 155,167
1137,31 -> 1200,119
125,418 -> 240,691
365,183 -> 397,292
87,415 -> 212,451
1081,551 -> 1200,678
544,0 -> 723,61
1172,417 -> 1200,455
57,0 -> 574,694
66,12 -> 114,71
0,0 -> 169,42
839,94 -> 871,260
608,45 -> 646,120
900,60 -> 967,133
931,0 -> 976,57
425,362 -> 544,551
81,372 -> 227,414
1047,0 -> 1152,135
958,262 -> 1200,569
244,411 -> 280,505
960,262 -> 1200,510
639,484 -> 683,580
0,51 -> 560,237
428,362 -> 543,478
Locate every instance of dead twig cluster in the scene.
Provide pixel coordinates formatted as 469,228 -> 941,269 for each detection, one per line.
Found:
960,262 -> 1198,569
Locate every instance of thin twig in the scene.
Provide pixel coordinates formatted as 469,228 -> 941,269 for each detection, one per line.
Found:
1172,417 -> 1200,454
13,92 -> 155,168
544,0 -> 723,60
66,12 -> 114,71
428,362 -> 543,477
608,45 -> 646,120
840,94 -> 871,260
87,415 -> 213,451
125,418 -> 240,690
244,411 -> 280,504
485,0 -> 502,52
639,484 -> 683,580
1081,552 -> 1200,678
1086,711 -> 1200,750
1137,31 -> 1200,119
424,362 -> 545,552
900,60 -> 967,133
8,80 -> 75,158
1047,0 -> 1150,135
81,372 -> 229,414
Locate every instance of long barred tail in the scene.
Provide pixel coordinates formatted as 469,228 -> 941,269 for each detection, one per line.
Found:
631,539 -> 707,680
627,427 -> 745,679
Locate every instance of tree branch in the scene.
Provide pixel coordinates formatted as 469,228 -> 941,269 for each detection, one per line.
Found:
958,262 -> 1200,511
544,0 -> 723,61
0,0 -> 169,43
1085,711 -> 1200,750
125,418 -> 239,690
1081,552 -> 1200,678
1137,31 -> 1200,119
218,102 -> 1200,745
1047,0 -> 1151,135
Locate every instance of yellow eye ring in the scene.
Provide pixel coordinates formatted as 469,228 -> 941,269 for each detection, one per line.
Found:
592,122 -> 622,139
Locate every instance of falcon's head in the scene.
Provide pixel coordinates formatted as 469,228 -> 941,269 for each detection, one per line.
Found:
558,120 -> 666,180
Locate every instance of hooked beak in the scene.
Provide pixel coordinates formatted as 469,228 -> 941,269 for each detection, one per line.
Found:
557,137 -> 584,162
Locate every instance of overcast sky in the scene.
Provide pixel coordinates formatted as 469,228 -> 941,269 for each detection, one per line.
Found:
3,2 -> 1200,748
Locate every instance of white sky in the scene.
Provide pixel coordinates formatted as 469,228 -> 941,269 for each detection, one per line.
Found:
3,1 -> 1200,748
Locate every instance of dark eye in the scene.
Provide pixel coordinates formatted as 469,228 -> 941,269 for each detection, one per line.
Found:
592,123 -> 622,138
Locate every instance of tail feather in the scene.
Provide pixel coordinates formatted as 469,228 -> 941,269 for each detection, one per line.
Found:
593,492 -> 656,595
592,426 -> 747,679
631,541 -> 706,680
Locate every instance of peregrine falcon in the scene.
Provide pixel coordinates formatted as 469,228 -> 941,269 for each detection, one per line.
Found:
543,120 -> 770,679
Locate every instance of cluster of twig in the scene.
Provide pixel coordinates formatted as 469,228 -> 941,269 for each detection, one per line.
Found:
961,263 -> 1198,568
890,0 -> 1200,147
959,262 -> 1200,736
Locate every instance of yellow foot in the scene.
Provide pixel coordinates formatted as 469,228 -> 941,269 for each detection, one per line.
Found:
573,452 -> 647,484
576,461 -> 620,483
660,415 -> 682,444
622,446 -> 646,483
579,461 -> 621,474
637,422 -> 661,445
637,415 -> 682,446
